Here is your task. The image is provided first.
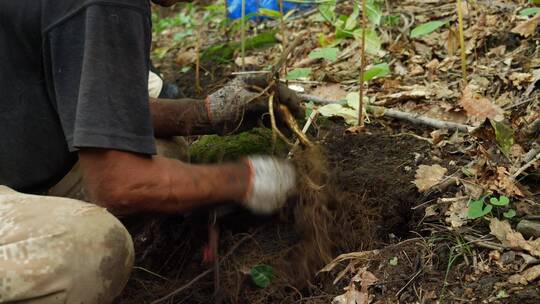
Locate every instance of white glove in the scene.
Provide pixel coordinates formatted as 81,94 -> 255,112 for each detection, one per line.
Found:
242,156 -> 297,214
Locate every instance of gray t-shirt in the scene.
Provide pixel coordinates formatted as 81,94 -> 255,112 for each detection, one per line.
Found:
0,0 -> 156,193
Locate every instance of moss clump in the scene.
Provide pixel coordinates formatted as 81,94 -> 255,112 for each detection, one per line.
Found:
188,128 -> 288,163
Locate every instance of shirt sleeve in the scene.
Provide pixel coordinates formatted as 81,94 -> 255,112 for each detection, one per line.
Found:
47,4 -> 156,154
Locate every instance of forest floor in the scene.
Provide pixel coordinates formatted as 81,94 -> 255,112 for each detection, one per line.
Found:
119,1 -> 540,303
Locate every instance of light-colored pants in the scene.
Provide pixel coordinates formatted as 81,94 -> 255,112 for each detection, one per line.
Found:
0,186 -> 133,303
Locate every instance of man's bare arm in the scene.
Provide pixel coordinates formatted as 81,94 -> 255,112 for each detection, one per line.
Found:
78,148 -> 250,214
149,98 -> 215,137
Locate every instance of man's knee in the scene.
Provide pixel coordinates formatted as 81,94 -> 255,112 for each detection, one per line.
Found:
0,188 -> 134,303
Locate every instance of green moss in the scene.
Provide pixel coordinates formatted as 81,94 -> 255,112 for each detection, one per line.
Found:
188,128 -> 287,163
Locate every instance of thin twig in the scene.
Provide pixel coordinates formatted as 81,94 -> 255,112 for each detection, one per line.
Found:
278,0 -> 288,78
299,94 -> 473,132
195,23 -> 203,93
231,71 -> 271,75
457,0 -> 467,84
358,0 -> 367,127
132,266 -> 170,281
463,235 -> 505,251
240,0 -> 246,71
395,269 -> 423,297
512,150 -> 540,179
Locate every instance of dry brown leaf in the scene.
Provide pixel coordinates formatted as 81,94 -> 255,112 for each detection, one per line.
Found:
357,268 -> 378,292
311,84 -> 348,101
509,72 -> 533,89
489,167 -> 524,197
234,56 -> 262,67
409,64 -> 425,76
414,164 -> 447,192
332,285 -> 366,304
333,268 -> 377,304
459,85 -> 504,123
175,50 -> 196,65
489,218 -> 540,257
525,69 -> 540,97
508,265 -> 540,285
445,27 -> 459,56
511,14 -> 540,38
425,59 -> 440,71
445,199 -> 469,228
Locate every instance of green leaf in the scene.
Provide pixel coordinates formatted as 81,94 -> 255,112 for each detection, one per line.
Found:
305,101 -> 315,118
389,256 -> 398,266
496,290 -> 510,299
410,21 -> 446,38
202,31 -> 278,62
520,7 -> 540,16
258,8 -> 281,18
383,15 -> 401,27
489,119 -> 514,156
318,0 -> 336,23
351,28 -> 382,56
285,68 -> 312,80
180,66 -> 192,73
468,198 -> 492,219
346,92 -> 360,110
490,196 -> 510,206
318,103 -> 357,125
364,63 -> 391,81
308,47 -> 339,62
250,265 -> 275,288
366,0 -> 382,26
345,3 -> 360,31
503,209 -> 516,219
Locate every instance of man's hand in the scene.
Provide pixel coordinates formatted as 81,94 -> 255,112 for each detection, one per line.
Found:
206,75 -> 305,134
242,156 -> 296,214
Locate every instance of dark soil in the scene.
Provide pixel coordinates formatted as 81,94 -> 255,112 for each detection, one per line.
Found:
118,121 -> 436,304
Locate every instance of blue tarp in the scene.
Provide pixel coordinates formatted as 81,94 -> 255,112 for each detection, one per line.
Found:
227,0 -> 310,19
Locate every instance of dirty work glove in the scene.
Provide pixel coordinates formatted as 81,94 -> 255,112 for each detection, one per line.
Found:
205,75 -> 305,134
242,156 -> 297,214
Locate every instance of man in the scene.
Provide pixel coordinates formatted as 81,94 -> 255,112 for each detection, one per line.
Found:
0,0 -> 303,302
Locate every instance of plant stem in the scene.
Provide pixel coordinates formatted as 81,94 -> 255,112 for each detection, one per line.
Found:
358,0 -> 367,127
195,22 -> 202,93
457,0 -> 467,84
240,0 -> 246,71
278,0 -> 287,77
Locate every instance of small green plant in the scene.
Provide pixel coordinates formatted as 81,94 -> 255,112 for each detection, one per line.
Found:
467,195 -> 516,220
250,264 -> 275,288
317,0 -> 383,55
441,235 -> 472,300
308,47 -> 339,62
410,20 -> 447,38
285,68 -> 313,80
